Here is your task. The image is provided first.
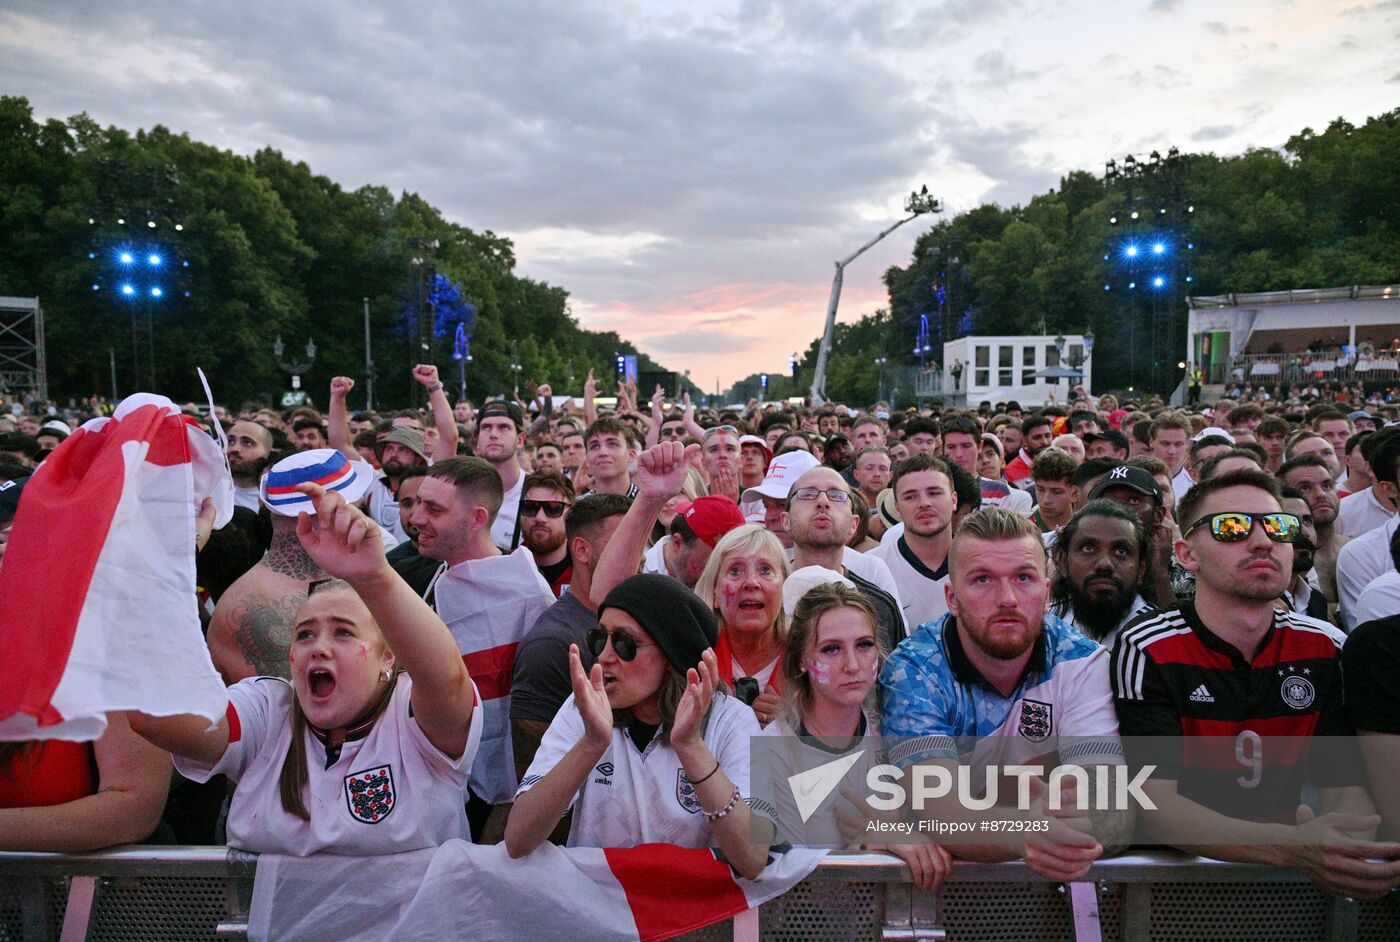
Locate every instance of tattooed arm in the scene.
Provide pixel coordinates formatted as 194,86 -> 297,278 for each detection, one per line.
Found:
208,592 -> 303,682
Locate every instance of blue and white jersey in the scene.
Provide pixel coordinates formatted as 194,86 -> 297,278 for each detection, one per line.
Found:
880,613 -> 1123,773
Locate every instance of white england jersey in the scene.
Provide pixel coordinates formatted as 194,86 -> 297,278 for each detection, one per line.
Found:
175,675 -> 483,857
517,692 -> 763,849
867,536 -> 949,630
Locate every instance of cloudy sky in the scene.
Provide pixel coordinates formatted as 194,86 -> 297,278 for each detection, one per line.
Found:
3,1 -> 1397,390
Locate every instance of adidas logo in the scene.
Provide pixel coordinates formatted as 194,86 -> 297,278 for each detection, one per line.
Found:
1188,684 -> 1215,703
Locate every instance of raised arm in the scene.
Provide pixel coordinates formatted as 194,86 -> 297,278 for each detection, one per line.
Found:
506,645 -> 613,858
327,376 -> 358,460
682,393 -> 706,441
295,482 -> 476,758
415,364 -> 459,461
583,369 -> 598,427
646,385 -> 665,449
590,441 -> 696,602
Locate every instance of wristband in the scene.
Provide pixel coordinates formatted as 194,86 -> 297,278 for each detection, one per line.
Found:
692,760 -> 721,786
426,383 -> 443,394
702,785 -> 743,821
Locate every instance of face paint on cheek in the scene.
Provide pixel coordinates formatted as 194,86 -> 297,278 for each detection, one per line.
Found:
357,644 -> 370,658
805,659 -> 833,684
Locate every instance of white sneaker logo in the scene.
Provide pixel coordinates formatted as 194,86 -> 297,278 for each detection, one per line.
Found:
787,750 -> 865,823
1189,684 -> 1215,703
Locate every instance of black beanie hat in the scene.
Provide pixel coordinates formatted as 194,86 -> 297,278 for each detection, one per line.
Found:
598,574 -> 718,674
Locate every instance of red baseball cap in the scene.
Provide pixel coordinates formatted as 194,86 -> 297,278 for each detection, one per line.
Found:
682,495 -> 746,547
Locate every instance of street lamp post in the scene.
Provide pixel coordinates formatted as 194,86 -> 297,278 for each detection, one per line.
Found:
874,355 -> 888,403
810,186 -> 942,404
274,335 -> 317,405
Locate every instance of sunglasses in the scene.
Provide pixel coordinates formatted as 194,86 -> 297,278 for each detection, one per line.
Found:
703,425 -> 739,440
520,499 -> 568,518
791,486 -> 851,503
1182,511 -> 1301,544
586,628 -> 657,662
659,426 -> 685,438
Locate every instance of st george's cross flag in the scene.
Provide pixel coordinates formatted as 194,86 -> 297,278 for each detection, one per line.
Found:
0,393 -> 233,741
246,841 -> 827,942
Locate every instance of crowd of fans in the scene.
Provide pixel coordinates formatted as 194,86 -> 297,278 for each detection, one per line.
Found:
2,363 -> 1399,906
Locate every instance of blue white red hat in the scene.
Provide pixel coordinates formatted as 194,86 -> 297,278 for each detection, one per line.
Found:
259,449 -> 371,516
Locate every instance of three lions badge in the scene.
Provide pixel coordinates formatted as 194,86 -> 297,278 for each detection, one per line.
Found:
1018,700 -> 1053,743
345,764 -> 396,824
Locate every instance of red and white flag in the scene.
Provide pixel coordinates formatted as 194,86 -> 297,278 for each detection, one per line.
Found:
248,841 -> 826,942
0,393 -> 232,741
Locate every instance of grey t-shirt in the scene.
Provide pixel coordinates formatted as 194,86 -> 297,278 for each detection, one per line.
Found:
510,591 -> 599,724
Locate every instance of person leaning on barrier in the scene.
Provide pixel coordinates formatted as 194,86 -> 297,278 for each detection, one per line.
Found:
1111,468 -> 1400,900
130,482 -> 482,857
751,576 -> 951,890
880,508 -> 1131,882
505,574 -> 769,880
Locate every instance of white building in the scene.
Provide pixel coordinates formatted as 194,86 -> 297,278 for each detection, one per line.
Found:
941,334 -> 1094,409
1184,285 -> 1400,396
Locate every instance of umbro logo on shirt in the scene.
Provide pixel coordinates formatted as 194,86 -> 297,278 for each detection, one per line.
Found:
1188,684 -> 1215,703
594,761 -> 613,786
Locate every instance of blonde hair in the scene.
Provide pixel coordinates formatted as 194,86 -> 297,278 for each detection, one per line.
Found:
693,524 -> 791,641
780,583 -> 883,722
948,507 -> 1045,577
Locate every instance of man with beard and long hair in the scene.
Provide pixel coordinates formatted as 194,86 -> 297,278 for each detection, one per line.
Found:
1277,488 -> 1329,623
225,420 -> 276,511
1050,500 -> 1157,648
1112,468 -> 1400,901
518,470 -> 575,598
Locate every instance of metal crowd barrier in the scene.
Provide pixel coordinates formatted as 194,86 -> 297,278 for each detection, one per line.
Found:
2,846 -> 1397,941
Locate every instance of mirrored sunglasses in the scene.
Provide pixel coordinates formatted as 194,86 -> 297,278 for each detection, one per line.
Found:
1183,511 -> 1300,544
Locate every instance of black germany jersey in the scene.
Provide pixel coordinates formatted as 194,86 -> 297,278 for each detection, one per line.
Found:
1110,602 -> 1357,823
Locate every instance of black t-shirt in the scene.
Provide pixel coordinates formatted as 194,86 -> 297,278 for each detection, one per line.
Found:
1111,603 -> 1358,823
510,591 -> 600,724
1344,614 -> 1400,734
391,551 -> 441,599
537,553 -> 574,599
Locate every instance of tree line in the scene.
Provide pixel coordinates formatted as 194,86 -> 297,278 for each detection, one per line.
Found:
0,96 -> 667,410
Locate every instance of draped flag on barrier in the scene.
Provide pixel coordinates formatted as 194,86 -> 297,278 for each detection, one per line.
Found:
0,393 -> 233,741
248,841 -> 826,942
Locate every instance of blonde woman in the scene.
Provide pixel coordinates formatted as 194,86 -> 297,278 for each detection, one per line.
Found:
693,524 -> 790,726
752,580 -> 949,889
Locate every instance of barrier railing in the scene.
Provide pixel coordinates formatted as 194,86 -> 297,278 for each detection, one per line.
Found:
1226,352 -> 1400,387
2,846 -> 1397,941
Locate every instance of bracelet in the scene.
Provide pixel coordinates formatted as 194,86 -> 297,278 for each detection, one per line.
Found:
426,383 -> 443,394
702,785 -> 743,822
692,760 -> 721,787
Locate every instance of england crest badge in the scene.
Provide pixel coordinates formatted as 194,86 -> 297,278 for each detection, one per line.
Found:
676,768 -> 702,814
345,764 -> 396,824
1017,700 -> 1053,743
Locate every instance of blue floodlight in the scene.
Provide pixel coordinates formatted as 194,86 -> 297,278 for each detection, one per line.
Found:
120,283 -> 135,296
151,286 -> 163,298
87,252 -> 96,259
1104,284 -> 1111,291
1152,242 -> 1165,255
148,253 -> 162,266
1103,254 -> 1110,261
119,252 -> 134,265
1152,276 -> 1165,288
1124,245 -> 1139,259
1128,281 -> 1137,290
760,373 -> 769,389
92,283 -> 100,291
1185,275 -> 1194,283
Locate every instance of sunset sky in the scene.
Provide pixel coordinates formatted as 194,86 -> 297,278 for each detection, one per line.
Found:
3,0 -> 1397,389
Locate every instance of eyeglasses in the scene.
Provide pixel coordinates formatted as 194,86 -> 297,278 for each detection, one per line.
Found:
659,426 -> 685,438
791,486 -> 851,503
1182,512 -> 1301,544
703,425 -> 739,440
586,628 -> 656,662
520,499 -> 568,518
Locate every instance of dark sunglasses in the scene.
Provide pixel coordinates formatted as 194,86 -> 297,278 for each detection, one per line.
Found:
1182,511 -> 1300,544
659,426 -> 685,438
520,499 -> 568,518
586,628 -> 657,662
